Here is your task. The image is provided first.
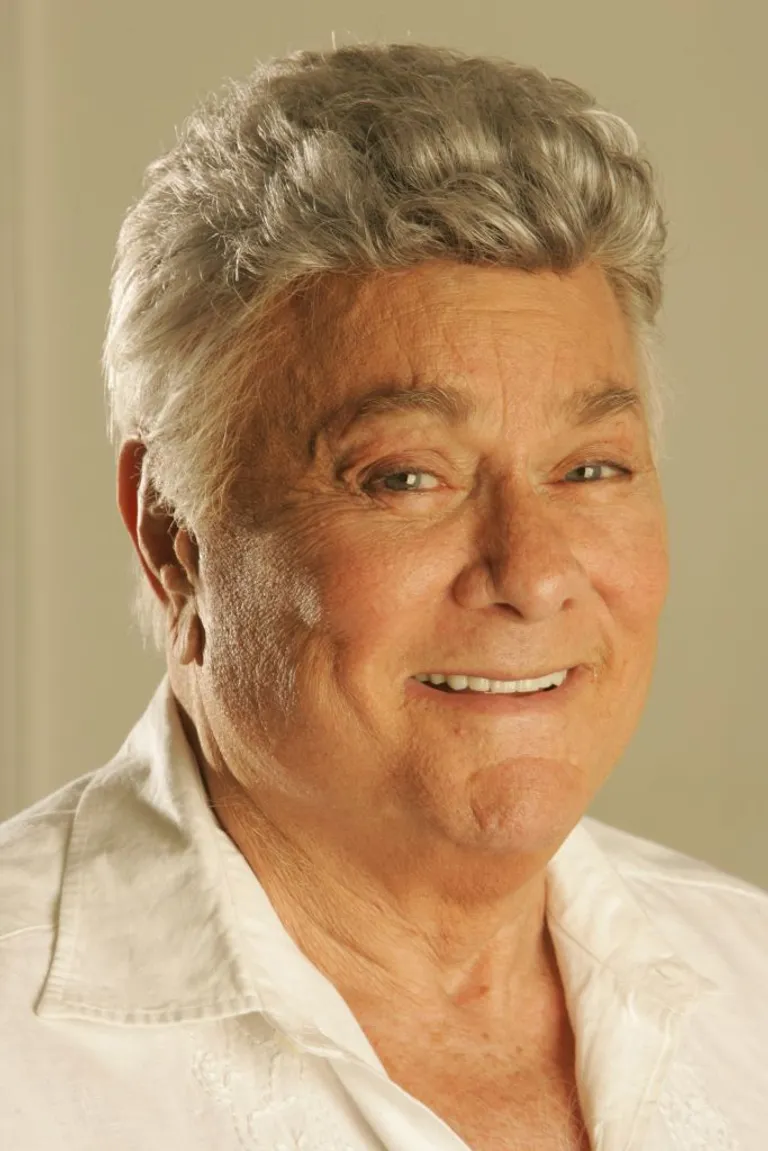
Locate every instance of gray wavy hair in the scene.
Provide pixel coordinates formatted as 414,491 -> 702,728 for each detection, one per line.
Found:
103,42 -> 670,657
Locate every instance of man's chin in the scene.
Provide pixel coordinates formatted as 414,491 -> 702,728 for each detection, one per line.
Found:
444,758 -> 590,856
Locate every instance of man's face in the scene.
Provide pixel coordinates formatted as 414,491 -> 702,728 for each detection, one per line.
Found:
190,261 -> 668,861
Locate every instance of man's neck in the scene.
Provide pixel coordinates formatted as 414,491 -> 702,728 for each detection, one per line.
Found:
199,756 -> 557,1032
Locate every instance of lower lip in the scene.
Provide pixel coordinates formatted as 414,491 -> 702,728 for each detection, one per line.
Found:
405,666 -> 586,714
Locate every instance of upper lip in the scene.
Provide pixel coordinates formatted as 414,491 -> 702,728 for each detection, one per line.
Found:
415,666 -> 574,680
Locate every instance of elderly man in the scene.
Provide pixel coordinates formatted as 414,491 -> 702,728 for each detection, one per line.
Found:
1,42 -> 765,1151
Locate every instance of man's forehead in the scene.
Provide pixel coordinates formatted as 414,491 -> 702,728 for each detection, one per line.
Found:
278,263 -> 632,382
266,263 -> 642,450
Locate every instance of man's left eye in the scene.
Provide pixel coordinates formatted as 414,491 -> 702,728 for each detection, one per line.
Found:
566,462 -> 630,482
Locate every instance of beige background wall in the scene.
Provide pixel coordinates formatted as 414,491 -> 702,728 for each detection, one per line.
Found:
3,0 -> 766,884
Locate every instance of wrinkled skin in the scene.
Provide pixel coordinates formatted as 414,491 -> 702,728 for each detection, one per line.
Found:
118,260 -> 668,1029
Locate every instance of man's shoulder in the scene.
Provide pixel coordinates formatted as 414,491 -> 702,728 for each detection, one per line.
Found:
0,774 -> 95,942
582,814 -> 767,898
582,815 -> 768,987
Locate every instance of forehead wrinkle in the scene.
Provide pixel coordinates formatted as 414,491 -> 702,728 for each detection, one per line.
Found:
291,269 -> 643,460
307,375 -> 642,461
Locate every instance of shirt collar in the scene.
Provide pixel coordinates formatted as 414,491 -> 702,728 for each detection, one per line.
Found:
36,675 -> 268,1024
36,674 -> 720,1049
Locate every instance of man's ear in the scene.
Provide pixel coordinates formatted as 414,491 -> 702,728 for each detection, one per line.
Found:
117,439 -> 199,614
117,439 -> 205,667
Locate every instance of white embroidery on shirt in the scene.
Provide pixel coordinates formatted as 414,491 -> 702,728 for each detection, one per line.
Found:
658,1061 -> 739,1151
190,1025 -> 371,1151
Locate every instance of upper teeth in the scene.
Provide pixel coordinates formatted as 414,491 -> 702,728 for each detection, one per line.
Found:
414,670 -> 568,694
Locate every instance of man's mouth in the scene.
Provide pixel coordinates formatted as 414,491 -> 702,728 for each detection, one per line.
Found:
412,669 -> 570,695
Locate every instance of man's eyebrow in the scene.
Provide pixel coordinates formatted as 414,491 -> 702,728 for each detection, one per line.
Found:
308,377 -> 642,457
561,379 -> 643,425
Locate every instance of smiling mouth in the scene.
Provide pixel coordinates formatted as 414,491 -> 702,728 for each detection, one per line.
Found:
412,667 -> 571,695
405,663 -> 598,709
426,680 -> 560,693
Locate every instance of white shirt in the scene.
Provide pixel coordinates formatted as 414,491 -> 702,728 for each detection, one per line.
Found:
0,675 -> 766,1150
